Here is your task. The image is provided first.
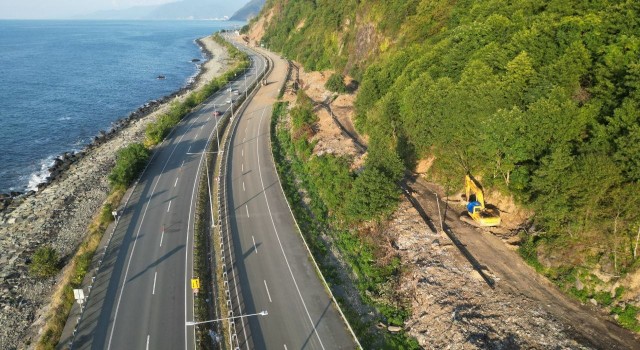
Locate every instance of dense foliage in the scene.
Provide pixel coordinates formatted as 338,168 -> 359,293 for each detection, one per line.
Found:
258,0 -> 640,331
108,143 -> 150,188
354,0 -> 640,278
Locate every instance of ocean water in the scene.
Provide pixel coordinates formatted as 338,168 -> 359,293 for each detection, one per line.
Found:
0,20 -> 242,193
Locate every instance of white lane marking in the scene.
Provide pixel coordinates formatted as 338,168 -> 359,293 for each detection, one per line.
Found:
252,235 -> 257,254
181,160 -> 185,168
245,205 -> 250,218
256,107 -> 326,349
107,113 -> 200,349
174,177 -> 179,187
187,146 -> 191,153
242,149 -> 244,157
146,335 -> 150,350
243,137 -> 246,142
243,181 -> 245,191
160,227 -> 164,247
284,345 -> 288,350
264,280 -> 272,303
241,163 -> 244,172
152,272 -> 157,295
167,200 -> 172,212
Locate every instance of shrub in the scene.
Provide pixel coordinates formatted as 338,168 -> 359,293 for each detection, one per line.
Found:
612,304 -> 640,332
101,203 -> 115,223
30,246 -> 60,279
108,143 -> 150,188
325,73 -> 347,93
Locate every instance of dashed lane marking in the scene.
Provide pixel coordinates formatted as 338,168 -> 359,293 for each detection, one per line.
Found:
152,272 -> 157,295
253,235 -> 257,254
264,280 -> 272,303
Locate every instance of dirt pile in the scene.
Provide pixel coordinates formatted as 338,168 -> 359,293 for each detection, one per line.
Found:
389,199 -> 585,349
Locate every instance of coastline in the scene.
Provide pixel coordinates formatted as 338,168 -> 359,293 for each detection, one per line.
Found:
1,37 -> 213,201
0,34 -> 231,348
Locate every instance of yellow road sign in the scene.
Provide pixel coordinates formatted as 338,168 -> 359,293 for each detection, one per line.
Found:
191,278 -> 200,289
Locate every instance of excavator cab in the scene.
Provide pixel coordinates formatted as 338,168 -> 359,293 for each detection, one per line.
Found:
461,174 -> 501,227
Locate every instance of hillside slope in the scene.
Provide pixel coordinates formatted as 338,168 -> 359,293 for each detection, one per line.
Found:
252,0 -> 640,339
230,0 -> 265,21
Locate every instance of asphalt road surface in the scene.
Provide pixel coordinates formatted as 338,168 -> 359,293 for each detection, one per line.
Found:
71,43 -> 266,350
222,41 -> 357,349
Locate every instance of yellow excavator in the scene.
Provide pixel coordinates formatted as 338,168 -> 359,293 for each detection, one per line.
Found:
460,174 -> 501,227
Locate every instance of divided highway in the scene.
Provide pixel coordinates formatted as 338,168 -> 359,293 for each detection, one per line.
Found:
70,43 -> 265,349
69,35 -> 357,350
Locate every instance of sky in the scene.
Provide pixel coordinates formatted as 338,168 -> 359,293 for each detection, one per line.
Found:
0,0 -> 175,19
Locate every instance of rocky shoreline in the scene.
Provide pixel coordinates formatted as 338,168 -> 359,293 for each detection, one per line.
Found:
0,35 -> 231,349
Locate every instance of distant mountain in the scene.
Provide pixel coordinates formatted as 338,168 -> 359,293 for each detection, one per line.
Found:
83,0 -> 249,20
229,0 -> 265,21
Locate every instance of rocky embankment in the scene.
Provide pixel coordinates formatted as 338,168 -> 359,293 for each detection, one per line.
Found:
0,36 -> 230,349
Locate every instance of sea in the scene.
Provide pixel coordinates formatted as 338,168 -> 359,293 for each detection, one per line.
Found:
0,20 -> 243,193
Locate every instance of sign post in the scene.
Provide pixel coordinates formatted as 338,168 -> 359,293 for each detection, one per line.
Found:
191,278 -> 200,295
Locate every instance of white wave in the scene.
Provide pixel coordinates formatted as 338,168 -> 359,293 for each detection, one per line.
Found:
26,156 -> 56,192
57,116 -> 72,121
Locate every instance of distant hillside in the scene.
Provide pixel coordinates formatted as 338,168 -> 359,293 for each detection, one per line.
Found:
230,0 -> 265,21
83,0 -> 248,20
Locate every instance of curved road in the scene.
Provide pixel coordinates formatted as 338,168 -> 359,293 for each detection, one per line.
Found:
68,35 -> 357,350
221,39 -> 357,349
70,42 -> 266,350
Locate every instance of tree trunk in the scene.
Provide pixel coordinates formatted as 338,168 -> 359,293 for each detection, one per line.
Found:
613,213 -> 619,274
634,225 -> 640,260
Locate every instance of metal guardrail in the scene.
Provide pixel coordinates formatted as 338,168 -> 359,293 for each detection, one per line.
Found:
215,44 -> 271,350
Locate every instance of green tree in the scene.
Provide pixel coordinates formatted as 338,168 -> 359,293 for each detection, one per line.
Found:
345,167 -> 400,222
325,73 -> 348,93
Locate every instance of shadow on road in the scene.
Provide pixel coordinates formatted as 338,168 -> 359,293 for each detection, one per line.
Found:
233,181 -> 277,210
127,244 -> 185,283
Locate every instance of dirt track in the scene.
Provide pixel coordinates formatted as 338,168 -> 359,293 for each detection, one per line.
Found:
404,176 -> 640,349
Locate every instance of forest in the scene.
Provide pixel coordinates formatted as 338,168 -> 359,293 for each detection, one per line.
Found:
257,0 -> 640,331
